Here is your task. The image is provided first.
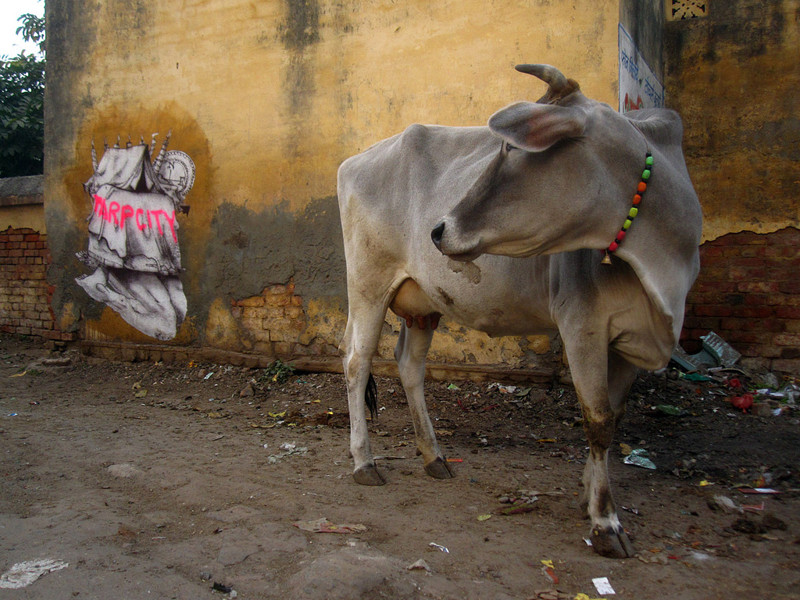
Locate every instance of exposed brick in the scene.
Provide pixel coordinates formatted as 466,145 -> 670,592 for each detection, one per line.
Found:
737,281 -> 780,294
776,306 -> 800,319
771,359 -> 800,374
780,347 -> 800,359
0,228 -> 61,341
264,293 -> 290,307
235,296 -> 265,307
774,333 -> 800,346
778,280 -> 800,295
693,304 -> 734,317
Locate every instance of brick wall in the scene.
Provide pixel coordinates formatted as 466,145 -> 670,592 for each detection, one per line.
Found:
0,227 -> 72,341
231,280 -> 313,356
682,227 -> 800,373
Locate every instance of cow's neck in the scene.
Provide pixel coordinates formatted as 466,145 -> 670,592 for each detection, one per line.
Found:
601,151 -> 653,265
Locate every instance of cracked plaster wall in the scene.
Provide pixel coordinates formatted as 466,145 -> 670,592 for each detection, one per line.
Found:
44,0 -> 623,369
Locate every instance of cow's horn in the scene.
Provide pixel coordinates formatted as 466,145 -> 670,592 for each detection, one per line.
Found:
515,63 -> 579,103
515,64 -> 568,92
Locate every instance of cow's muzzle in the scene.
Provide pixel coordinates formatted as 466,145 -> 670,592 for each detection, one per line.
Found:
431,221 -> 446,251
431,220 -> 482,262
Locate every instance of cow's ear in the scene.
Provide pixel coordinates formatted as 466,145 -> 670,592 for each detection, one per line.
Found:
488,102 -> 587,152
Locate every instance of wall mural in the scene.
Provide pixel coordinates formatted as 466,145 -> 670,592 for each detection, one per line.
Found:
75,132 -> 195,340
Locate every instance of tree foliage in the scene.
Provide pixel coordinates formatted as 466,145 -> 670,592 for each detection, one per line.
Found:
0,12 -> 45,177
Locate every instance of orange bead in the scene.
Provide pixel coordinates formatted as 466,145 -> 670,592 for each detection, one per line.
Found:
637,182 -> 647,193
632,194 -> 642,205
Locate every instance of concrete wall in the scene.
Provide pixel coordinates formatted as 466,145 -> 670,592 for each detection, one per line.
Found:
45,0 -> 623,372
665,0 -> 800,242
666,0 -> 800,372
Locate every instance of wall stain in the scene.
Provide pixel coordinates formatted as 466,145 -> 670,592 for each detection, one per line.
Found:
198,196 -> 346,344
279,0 -> 320,51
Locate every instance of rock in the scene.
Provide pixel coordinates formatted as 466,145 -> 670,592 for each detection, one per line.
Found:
406,558 -> 431,572
106,463 -> 144,478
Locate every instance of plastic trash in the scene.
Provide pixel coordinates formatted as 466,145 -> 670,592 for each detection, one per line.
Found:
701,331 -> 741,367
711,495 -> 742,514
428,542 -> 449,553
655,404 -> 685,416
541,559 -> 558,584
670,331 -> 740,371
728,393 -> 754,412
623,448 -> 656,470
0,559 -> 69,589
592,576 -> 615,595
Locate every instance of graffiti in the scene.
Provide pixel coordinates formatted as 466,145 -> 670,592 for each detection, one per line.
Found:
75,132 -> 196,340
618,24 -> 664,113
623,92 -> 644,113
90,194 -> 178,241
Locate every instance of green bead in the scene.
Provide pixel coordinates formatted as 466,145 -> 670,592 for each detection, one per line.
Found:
624,219 -> 632,229
646,156 -> 654,166
642,169 -> 651,180
628,207 -> 638,218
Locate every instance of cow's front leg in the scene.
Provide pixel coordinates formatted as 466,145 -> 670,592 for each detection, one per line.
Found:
568,345 -> 638,558
581,418 -> 634,558
342,306 -> 388,486
394,324 -> 454,479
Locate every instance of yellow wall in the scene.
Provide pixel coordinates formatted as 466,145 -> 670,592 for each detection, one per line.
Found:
1,204 -> 46,233
665,0 -> 800,242
45,0 -> 622,368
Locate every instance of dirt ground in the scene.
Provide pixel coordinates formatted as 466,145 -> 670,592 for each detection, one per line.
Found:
1,334 -> 799,599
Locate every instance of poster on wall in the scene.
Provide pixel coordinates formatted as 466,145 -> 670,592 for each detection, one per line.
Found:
75,132 -> 195,340
618,24 -> 664,113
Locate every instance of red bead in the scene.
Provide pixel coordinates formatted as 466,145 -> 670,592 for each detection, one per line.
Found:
632,194 -> 642,205
637,182 -> 647,193
617,230 -> 626,240
608,241 -> 619,252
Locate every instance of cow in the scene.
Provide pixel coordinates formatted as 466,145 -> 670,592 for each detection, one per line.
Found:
337,64 -> 702,558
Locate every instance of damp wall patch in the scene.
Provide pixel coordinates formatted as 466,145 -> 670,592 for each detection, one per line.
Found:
75,133 -> 196,340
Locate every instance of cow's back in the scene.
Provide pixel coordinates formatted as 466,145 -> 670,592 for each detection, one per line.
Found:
338,124 -> 499,244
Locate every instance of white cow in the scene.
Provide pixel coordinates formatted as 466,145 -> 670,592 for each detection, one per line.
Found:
337,64 -> 702,557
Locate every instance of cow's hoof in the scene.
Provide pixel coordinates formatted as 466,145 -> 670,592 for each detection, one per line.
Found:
353,464 -> 387,486
590,525 -> 636,558
424,457 -> 455,479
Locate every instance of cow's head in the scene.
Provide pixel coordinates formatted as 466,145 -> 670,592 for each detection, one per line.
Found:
432,64 -> 647,261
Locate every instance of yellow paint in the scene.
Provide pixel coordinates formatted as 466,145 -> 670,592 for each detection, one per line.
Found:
0,205 -> 46,232
58,0 -> 619,215
301,297 -> 348,347
666,2 -> 800,242
48,0 -> 624,366
205,298 -> 248,351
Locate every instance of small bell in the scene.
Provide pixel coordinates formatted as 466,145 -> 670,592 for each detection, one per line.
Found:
601,251 -> 612,265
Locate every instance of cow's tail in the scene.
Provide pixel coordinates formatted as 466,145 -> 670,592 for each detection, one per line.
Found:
365,373 -> 378,419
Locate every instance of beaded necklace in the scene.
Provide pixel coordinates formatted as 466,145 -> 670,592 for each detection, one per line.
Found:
601,152 -> 653,264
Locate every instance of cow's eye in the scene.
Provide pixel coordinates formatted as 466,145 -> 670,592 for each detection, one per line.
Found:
505,142 -> 517,153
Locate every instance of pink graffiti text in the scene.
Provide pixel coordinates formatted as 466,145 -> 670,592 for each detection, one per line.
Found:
92,194 -> 178,243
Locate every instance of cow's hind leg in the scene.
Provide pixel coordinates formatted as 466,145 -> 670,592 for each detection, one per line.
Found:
394,324 -> 454,479
341,304 -> 390,486
570,346 -> 638,558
